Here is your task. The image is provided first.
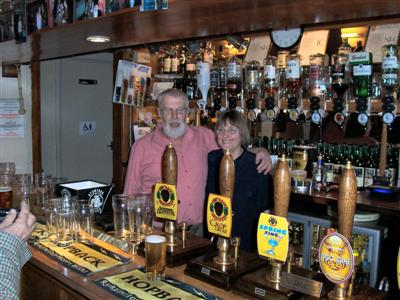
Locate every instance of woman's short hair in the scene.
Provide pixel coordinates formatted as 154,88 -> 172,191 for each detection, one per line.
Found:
157,88 -> 189,109
216,110 -> 251,148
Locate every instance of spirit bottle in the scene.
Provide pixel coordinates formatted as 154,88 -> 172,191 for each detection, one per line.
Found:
312,154 -> 327,192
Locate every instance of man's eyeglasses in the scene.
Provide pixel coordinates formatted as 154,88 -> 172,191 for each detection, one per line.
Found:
216,126 -> 239,135
161,107 -> 187,117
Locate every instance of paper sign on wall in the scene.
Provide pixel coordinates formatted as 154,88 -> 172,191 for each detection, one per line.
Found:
245,35 -> 272,66
366,24 -> 400,63
0,99 -> 24,138
298,30 -> 330,65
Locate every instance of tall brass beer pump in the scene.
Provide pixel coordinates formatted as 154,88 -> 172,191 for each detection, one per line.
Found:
335,161 -> 357,299
269,154 -> 291,283
214,149 -> 236,266
162,143 -> 181,247
185,149 -> 267,290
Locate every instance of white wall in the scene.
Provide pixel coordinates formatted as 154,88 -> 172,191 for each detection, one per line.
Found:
0,65 -> 32,174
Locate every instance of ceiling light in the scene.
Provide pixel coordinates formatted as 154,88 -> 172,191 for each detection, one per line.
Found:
86,35 -> 111,43
341,33 -> 360,38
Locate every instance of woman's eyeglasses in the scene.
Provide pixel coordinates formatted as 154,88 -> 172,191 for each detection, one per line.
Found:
216,127 -> 239,135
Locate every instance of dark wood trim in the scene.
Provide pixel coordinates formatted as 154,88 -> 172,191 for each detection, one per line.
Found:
112,50 -> 133,193
1,0 -> 400,64
31,62 -> 41,174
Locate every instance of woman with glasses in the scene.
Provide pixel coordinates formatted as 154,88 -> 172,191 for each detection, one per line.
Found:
205,110 -> 273,252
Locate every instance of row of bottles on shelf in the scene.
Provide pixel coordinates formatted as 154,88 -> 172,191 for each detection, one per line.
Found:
156,39 -> 400,127
251,136 -> 399,189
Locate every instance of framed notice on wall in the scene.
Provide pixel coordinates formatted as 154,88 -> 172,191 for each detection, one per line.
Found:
365,24 -> 400,63
297,30 -> 330,65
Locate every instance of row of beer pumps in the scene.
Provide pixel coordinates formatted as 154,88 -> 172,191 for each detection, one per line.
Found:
138,139 -> 370,299
194,43 -> 399,127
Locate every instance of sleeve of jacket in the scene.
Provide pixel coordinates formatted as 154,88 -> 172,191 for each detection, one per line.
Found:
0,231 -> 31,300
256,173 -> 273,213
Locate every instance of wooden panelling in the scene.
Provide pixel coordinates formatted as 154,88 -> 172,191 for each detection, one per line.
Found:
31,62 -> 41,174
1,0 -> 400,64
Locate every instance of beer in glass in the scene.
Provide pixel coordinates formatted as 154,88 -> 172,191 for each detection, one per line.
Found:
145,235 -> 166,280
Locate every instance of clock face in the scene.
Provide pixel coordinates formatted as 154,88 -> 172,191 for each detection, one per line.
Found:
271,28 -> 302,49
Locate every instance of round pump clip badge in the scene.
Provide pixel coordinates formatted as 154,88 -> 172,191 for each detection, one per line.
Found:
318,232 -> 354,284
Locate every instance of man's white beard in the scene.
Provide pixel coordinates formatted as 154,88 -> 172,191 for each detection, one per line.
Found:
163,120 -> 186,138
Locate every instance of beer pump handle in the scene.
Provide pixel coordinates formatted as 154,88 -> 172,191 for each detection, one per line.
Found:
162,142 -> 178,185
219,149 -> 235,199
273,155 -> 291,218
379,124 -> 388,177
338,161 -> 357,242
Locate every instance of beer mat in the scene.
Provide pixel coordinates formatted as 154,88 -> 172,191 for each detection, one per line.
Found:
29,223 -> 130,276
94,268 -> 222,300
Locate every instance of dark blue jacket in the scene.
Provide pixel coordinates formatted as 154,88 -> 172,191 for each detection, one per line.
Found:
205,149 -> 273,252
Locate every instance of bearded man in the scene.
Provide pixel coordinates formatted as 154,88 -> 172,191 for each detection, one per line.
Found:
123,88 -> 271,236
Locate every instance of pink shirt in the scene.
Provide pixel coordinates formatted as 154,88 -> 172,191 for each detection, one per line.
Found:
123,125 -> 218,225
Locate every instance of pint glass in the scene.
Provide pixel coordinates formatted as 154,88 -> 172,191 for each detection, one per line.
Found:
112,195 -> 130,239
0,175 -> 13,208
145,235 -> 166,280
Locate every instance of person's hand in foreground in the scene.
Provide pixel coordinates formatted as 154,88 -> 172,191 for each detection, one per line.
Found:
0,201 -> 36,241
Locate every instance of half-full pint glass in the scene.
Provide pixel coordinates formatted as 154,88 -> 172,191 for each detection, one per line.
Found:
145,235 -> 166,280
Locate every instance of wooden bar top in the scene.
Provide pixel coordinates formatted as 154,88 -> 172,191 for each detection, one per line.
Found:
21,231 -> 388,299
21,237 -> 248,300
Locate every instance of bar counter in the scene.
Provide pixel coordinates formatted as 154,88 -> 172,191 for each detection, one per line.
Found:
20,232 -> 388,300
21,236 -> 245,300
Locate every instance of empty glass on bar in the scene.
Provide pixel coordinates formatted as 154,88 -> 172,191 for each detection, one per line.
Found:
54,201 -> 74,246
43,198 -> 59,241
73,199 -> 94,243
145,235 -> 166,280
127,193 -> 153,252
112,194 -> 130,240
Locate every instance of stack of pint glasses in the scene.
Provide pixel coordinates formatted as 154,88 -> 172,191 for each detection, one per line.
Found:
43,195 -> 95,246
112,193 -> 166,280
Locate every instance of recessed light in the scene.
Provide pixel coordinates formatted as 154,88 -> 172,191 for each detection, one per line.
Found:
86,35 -> 111,43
